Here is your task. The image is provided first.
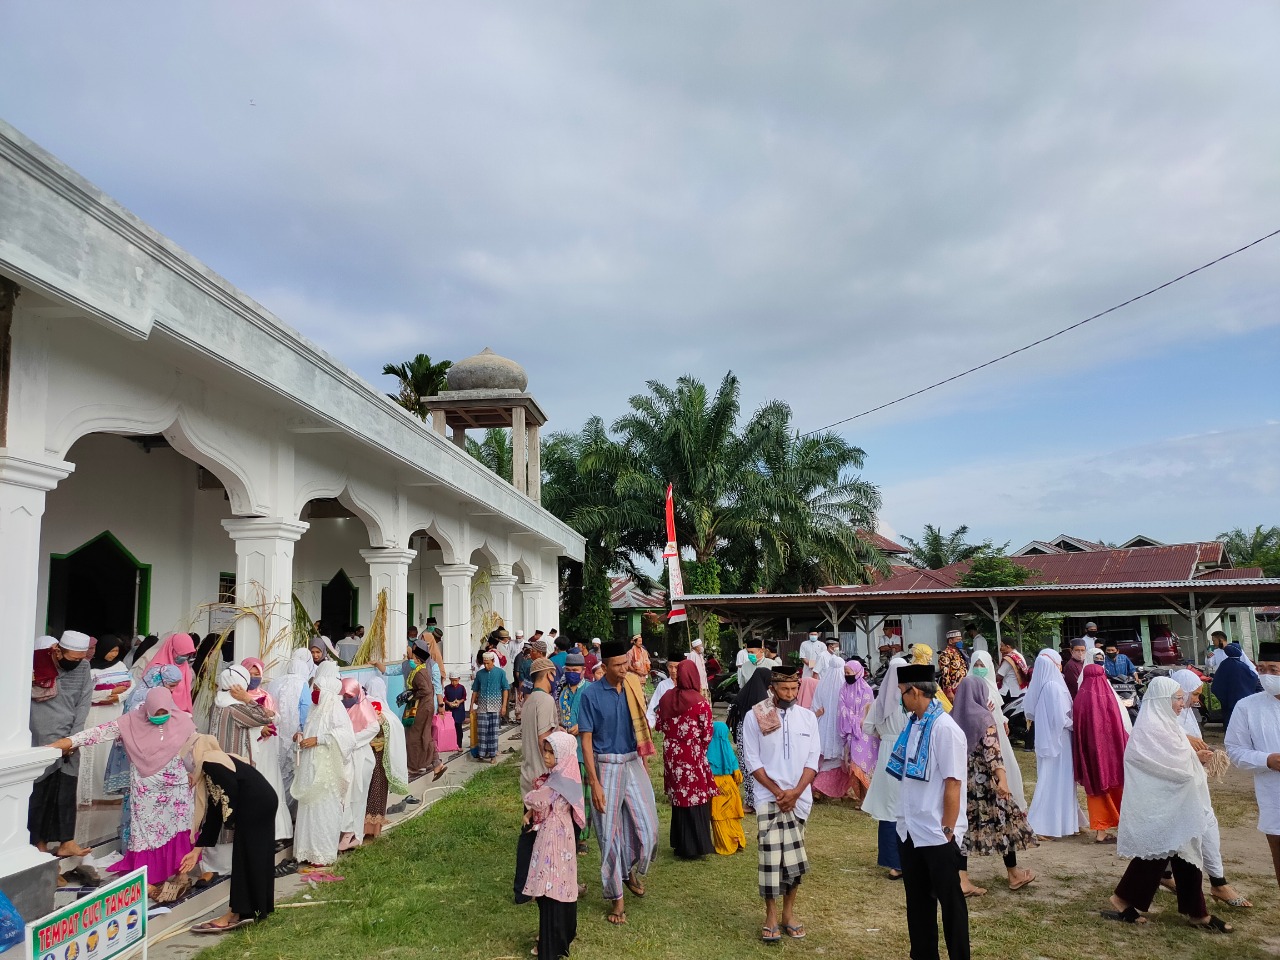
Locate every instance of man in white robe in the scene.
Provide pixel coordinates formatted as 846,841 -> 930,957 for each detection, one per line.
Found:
1225,641 -> 1280,890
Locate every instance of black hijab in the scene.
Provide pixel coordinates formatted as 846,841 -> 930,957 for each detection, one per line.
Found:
728,667 -> 773,731
90,634 -> 128,670
130,634 -> 160,665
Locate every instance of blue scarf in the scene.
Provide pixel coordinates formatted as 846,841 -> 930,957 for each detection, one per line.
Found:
887,700 -> 943,782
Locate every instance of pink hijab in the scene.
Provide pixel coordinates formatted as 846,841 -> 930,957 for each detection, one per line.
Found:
241,657 -> 277,712
116,687 -> 197,778
147,633 -> 197,712
526,730 -> 586,829
341,677 -> 378,734
1072,663 -> 1128,795
836,660 -> 878,773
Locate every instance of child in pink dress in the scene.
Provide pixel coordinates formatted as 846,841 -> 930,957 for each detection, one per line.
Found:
522,731 -> 584,958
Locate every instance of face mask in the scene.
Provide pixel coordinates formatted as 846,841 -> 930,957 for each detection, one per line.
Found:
1259,674 -> 1280,696
900,697 -> 910,714
1106,652 -> 1117,659
57,657 -> 82,672
248,677 -> 262,690
311,688 -> 321,704
175,655 -> 192,665
972,666 -> 989,679
565,671 -> 582,684
747,654 -> 758,664
808,635 -> 818,642
148,714 -> 171,725
775,695 -> 795,710
342,696 -> 357,709
844,675 -> 858,685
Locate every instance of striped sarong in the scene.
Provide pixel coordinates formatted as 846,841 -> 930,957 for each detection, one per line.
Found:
757,803 -> 808,899
593,752 -> 659,900
476,711 -> 500,758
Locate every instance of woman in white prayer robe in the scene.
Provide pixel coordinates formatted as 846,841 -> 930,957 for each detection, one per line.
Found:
1024,649 -> 1078,838
291,664 -> 356,867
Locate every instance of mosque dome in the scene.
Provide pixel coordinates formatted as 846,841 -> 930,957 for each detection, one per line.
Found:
447,347 -> 528,392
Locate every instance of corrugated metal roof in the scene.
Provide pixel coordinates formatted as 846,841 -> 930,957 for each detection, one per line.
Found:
610,576 -> 667,610
1195,567 -> 1264,580
854,528 -> 911,555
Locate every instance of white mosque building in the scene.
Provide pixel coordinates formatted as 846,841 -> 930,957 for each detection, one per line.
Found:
0,120 -> 584,908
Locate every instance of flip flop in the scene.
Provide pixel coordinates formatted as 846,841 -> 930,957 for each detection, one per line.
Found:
963,887 -> 987,898
605,912 -> 627,925
1094,836 -> 1117,844
432,766 -> 447,781
623,872 -> 645,898
760,925 -> 780,944
1009,871 -> 1037,891
1100,906 -> 1147,924
191,919 -> 252,934
782,923 -> 806,940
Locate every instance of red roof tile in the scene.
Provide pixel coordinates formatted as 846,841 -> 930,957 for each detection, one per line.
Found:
855,529 -> 911,555
835,542 -> 1229,594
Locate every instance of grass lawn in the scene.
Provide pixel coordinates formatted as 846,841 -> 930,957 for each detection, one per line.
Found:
195,743 -> 1278,960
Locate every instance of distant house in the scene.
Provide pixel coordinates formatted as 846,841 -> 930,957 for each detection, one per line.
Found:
610,575 -> 667,640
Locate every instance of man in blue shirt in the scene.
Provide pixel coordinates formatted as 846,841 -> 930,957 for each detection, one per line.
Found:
1102,642 -> 1136,680
578,640 -> 659,925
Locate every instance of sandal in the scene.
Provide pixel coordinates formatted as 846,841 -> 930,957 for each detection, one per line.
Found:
623,871 -> 645,898
273,859 -> 298,878
782,923 -> 806,939
1100,906 -> 1147,924
1211,891 -> 1252,908
605,912 -> 627,925
761,925 -> 780,944
191,919 -> 252,934
1009,870 -> 1037,891
886,869 -> 903,881
1189,915 -> 1233,934
432,766 -> 446,781
1094,835 -> 1117,844
963,886 -> 987,898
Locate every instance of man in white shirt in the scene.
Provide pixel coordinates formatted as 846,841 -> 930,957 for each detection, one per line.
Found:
963,623 -> 988,657
645,658 -> 677,729
891,663 -> 970,960
799,630 -> 824,679
1225,641 -> 1280,891
1208,630 -> 1257,674
742,664 -> 820,944
688,638 -> 710,699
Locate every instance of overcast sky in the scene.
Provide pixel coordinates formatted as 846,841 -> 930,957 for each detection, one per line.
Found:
3,1 -> 1278,550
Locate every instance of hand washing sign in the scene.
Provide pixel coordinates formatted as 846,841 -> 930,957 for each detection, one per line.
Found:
27,868 -> 147,960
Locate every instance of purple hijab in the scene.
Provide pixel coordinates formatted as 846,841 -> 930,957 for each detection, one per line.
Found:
951,675 -> 996,754
836,660 -> 878,773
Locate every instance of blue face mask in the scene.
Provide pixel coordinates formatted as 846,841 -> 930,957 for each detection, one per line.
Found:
342,697 -> 358,709
248,677 -> 262,690
175,655 -> 192,665
565,671 -> 582,684
148,714 -> 171,726
748,654 -> 758,665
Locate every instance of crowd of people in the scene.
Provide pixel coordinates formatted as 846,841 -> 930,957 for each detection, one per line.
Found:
28,619 -> 1280,957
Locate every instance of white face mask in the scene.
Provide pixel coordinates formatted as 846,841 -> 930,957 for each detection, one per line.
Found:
1259,673 -> 1280,696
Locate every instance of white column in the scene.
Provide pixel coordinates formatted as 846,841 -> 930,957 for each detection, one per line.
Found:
222,517 -> 309,669
0,452 -> 74,885
511,406 -> 527,494
489,564 -> 517,629
361,547 -> 416,660
528,423 -> 541,502
517,580 -> 547,636
436,562 -> 478,677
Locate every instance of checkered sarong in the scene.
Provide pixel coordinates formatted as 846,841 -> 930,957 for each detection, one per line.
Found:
757,804 -> 808,899
477,711 -> 500,758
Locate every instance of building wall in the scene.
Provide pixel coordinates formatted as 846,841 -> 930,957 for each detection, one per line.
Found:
37,434 -> 236,637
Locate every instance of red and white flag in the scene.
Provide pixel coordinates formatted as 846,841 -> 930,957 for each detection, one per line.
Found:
664,484 -> 687,624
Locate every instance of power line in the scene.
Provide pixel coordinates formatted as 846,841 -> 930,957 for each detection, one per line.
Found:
802,227 -> 1280,436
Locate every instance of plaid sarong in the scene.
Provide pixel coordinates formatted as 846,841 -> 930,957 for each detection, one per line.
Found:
594,752 -> 659,900
476,711 -> 500,758
757,803 -> 808,899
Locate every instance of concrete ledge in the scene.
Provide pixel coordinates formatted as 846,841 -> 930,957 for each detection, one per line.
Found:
1,857 -> 57,921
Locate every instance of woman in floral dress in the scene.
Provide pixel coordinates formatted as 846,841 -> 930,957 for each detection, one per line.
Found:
951,675 -> 1038,895
522,731 -> 584,960
53,687 -> 195,889
655,660 -> 717,859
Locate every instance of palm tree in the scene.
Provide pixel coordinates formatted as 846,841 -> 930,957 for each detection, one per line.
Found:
465,428 -> 514,481
1217,525 -> 1280,576
381,353 -> 452,419
901,524 -> 984,570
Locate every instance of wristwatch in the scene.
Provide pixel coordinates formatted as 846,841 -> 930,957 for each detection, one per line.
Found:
942,825 -> 954,839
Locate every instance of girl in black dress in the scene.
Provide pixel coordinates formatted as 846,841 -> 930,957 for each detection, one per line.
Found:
180,734 -> 279,933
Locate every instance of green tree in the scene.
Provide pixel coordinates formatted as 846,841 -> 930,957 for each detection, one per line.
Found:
382,353 -> 452,419
901,524 -> 984,570
1217,525 -> 1280,577
465,428 -> 513,481
956,552 -> 1059,652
